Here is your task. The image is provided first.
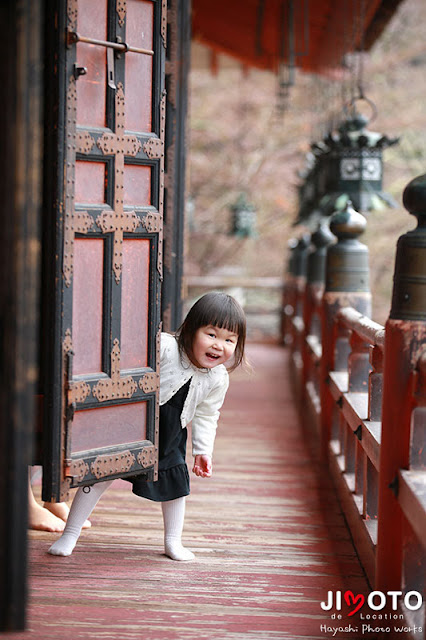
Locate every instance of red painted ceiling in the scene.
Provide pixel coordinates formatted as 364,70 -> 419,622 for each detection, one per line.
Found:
192,0 -> 403,74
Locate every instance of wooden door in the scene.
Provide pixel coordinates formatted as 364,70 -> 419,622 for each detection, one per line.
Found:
42,0 -> 166,502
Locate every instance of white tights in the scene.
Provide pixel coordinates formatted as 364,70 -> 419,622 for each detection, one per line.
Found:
47,482 -> 194,561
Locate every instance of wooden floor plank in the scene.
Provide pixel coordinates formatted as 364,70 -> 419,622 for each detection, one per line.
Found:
5,344 -> 381,640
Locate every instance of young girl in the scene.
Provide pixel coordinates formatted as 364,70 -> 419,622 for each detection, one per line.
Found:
48,292 -> 246,561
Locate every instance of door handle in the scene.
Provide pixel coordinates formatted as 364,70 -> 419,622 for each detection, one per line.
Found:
68,31 -> 154,57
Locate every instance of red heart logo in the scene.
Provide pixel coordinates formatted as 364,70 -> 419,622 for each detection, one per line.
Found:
344,590 -> 365,616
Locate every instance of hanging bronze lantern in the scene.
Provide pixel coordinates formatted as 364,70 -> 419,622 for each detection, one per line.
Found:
230,193 -> 257,237
323,104 -> 399,214
294,99 -> 399,226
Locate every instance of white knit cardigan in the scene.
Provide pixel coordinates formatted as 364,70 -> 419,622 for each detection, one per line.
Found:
159,332 -> 229,457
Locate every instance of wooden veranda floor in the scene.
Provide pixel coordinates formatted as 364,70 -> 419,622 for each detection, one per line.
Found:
8,344 -> 375,640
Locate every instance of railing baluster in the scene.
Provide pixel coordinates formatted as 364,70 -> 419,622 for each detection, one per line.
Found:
355,438 -> 365,509
368,343 -> 384,422
348,331 -> 371,393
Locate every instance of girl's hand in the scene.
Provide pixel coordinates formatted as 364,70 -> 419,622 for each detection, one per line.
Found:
192,455 -> 212,478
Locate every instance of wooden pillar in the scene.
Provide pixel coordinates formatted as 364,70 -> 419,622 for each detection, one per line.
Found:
375,174 -> 426,591
0,0 -> 43,631
320,202 -> 371,456
162,0 -> 191,332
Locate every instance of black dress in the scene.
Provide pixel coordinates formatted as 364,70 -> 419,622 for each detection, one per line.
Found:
130,379 -> 191,502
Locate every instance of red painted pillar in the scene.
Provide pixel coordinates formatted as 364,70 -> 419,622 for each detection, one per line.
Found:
375,174 -> 426,591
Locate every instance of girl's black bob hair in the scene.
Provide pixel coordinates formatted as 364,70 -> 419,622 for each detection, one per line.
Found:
176,292 -> 246,372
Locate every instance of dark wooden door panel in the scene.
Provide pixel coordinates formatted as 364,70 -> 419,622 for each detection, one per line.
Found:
43,0 -> 166,502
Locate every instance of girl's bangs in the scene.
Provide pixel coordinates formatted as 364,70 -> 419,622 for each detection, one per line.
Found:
198,298 -> 245,336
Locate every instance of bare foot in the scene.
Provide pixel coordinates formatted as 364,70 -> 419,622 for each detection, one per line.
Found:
44,501 -> 91,529
44,501 -> 69,521
29,501 -> 66,533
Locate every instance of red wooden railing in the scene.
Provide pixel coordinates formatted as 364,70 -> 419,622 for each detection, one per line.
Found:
284,179 -> 426,638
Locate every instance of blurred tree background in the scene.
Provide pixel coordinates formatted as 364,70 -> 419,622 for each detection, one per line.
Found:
186,0 -> 426,330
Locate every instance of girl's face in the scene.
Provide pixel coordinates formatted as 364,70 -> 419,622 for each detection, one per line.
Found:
191,325 -> 238,369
